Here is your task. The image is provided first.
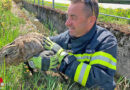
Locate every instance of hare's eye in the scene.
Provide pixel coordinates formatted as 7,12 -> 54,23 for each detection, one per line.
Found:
5,54 -> 8,58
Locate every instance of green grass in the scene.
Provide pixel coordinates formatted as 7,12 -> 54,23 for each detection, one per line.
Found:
28,0 -> 130,25
0,1 -> 69,89
0,0 -> 25,89
0,2 -> 25,48
98,6 -> 130,25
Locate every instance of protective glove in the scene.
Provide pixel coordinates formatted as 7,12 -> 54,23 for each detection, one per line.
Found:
43,37 -> 68,63
43,37 -> 63,53
28,50 -> 59,71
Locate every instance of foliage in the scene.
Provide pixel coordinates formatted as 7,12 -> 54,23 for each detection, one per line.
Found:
98,6 -> 130,24
0,0 -> 25,89
0,0 -> 24,48
1,0 -> 12,11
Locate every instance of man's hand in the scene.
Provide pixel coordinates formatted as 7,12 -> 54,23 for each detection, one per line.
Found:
43,37 -> 63,53
43,37 -> 68,63
28,50 -> 59,71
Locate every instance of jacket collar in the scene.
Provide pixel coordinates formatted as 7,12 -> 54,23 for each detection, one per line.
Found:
66,23 -> 96,53
71,24 -> 96,45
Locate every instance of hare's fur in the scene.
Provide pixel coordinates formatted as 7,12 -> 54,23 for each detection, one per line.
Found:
0,32 -> 45,66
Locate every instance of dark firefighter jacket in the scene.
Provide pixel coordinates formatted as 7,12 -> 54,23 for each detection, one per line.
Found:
50,24 -> 117,90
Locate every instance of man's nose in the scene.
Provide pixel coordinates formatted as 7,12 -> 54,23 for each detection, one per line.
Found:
65,18 -> 72,27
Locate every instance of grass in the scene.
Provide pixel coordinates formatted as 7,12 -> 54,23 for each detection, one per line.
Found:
0,0 -> 25,89
0,0 -> 69,89
98,6 -> 130,25
0,0 -> 24,48
42,20 -> 58,36
28,0 -> 130,25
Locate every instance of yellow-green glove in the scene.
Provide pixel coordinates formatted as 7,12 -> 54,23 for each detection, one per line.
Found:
43,37 -> 68,63
43,37 -> 63,53
28,51 -> 59,71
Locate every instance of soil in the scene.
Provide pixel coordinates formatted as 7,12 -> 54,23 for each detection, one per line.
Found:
11,1 -> 36,33
11,1 -> 49,35
97,21 -> 130,35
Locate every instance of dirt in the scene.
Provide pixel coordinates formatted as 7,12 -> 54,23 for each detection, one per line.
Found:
11,1 -> 48,35
97,21 -> 130,35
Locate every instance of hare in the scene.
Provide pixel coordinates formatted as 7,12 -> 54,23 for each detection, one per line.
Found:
0,32 -> 45,66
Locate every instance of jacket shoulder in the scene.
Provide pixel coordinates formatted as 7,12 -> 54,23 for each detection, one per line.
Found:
96,25 -> 117,42
87,25 -> 117,57
50,30 -> 69,48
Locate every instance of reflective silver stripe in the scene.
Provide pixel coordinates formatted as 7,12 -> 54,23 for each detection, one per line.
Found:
61,51 -> 68,56
64,56 -> 69,64
52,44 -> 62,52
28,61 -> 35,69
91,56 -> 116,66
78,63 -> 87,84
76,56 -> 91,60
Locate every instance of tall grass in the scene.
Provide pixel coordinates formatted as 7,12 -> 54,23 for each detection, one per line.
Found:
0,0 -> 25,89
0,0 -> 24,48
0,0 -> 65,89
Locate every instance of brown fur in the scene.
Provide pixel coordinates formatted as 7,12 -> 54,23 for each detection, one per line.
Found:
0,32 -> 45,66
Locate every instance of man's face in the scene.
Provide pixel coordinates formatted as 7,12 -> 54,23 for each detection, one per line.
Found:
65,2 -> 91,37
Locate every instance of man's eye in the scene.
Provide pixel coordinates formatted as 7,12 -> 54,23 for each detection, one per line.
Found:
72,16 -> 76,20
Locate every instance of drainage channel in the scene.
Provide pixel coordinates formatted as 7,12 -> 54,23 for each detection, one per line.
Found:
21,7 -> 50,36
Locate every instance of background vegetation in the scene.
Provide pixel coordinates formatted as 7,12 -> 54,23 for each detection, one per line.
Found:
30,0 -> 130,25
0,0 -> 24,48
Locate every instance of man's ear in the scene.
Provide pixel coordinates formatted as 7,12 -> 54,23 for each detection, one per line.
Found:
88,16 -> 96,25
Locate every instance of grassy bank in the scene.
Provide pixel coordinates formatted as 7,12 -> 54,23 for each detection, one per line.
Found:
0,0 -> 25,89
0,1 -> 67,89
29,0 -> 130,25
0,0 -> 24,48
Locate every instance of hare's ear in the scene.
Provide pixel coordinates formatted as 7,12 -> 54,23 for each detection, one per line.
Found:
0,45 -> 18,58
0,45 -> 19,66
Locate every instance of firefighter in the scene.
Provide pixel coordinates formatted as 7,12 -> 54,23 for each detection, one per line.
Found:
29,0 -> 117,89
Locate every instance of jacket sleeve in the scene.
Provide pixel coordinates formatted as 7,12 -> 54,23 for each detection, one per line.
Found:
59,37 -> 117,90
49,31 -> 69,48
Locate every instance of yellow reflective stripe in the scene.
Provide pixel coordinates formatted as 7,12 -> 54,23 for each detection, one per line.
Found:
68,52 -> 73,55
57,48 -> 64,56
74,53 -> 92,57
74,63 -> 83,82
90,59 -> 116,70
68,53 -> 92,62
92,51 -> 117,63
91,56 -> 116,66
74,63 -> 91,86
82,65 -> 91,86
77,58 -> 90,62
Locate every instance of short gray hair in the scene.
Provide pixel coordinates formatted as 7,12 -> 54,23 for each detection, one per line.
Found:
70,0 -> 99,19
